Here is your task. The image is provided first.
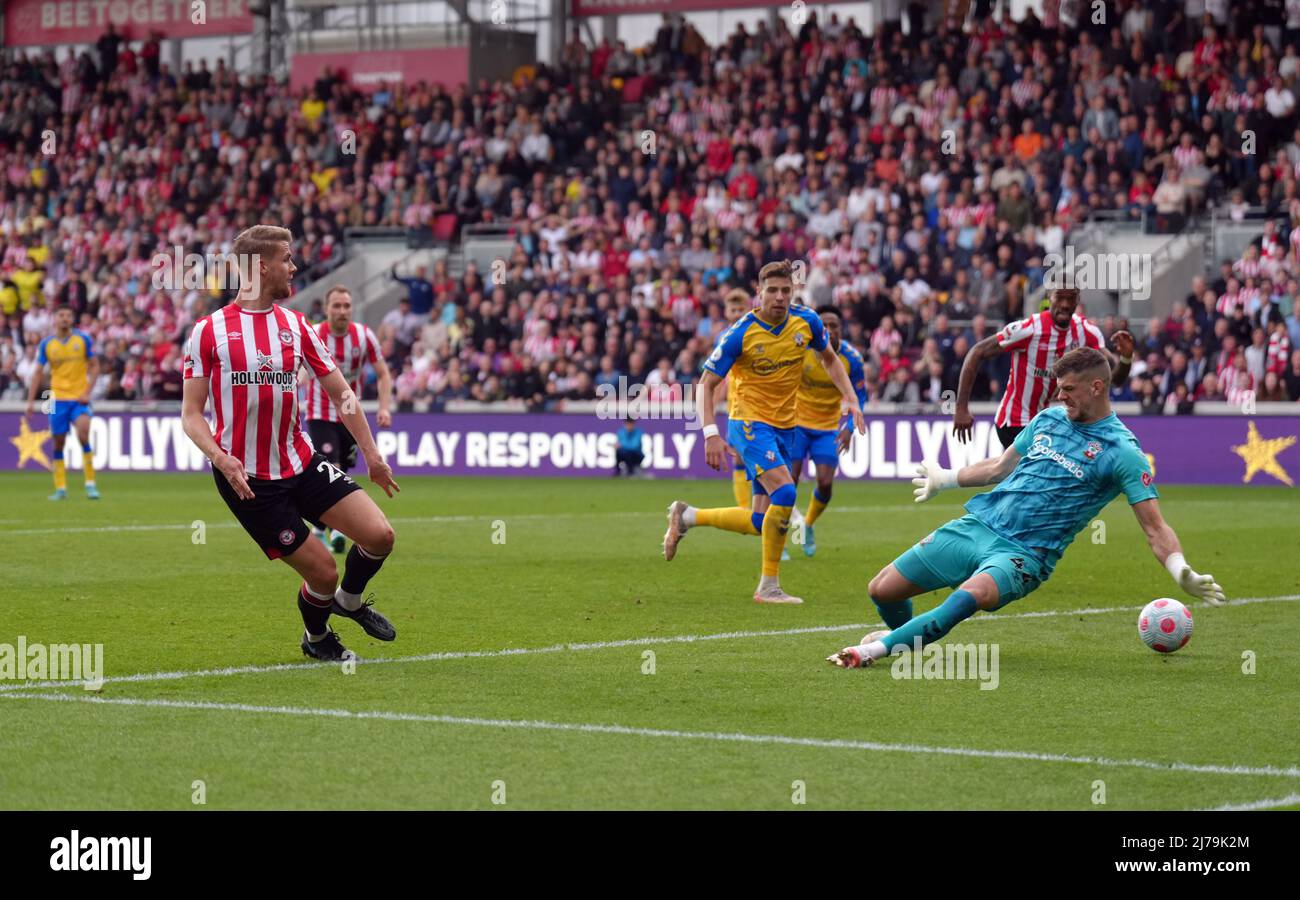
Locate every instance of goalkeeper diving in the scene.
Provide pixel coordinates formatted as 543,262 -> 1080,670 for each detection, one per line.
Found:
827,346 -> 1225,668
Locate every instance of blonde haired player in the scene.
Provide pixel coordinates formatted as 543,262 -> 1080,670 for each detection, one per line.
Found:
182,225 -> 401,661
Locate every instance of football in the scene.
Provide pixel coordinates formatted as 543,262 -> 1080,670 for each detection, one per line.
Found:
1138,598 -> 1194,653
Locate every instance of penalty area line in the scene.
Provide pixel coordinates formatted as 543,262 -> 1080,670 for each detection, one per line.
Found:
4,691 -> 1299,782
1,595 -> 1296,695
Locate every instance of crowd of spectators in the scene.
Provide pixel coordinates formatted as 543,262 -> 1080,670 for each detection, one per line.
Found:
3,2 -> 1300,414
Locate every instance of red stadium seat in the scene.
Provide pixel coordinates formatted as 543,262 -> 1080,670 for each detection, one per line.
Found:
432,214 -> 458,245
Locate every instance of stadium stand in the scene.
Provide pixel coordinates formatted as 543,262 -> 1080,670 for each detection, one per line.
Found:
3,1 -> 1300,415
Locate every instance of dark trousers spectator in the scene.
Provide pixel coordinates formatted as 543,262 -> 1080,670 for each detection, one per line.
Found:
615,448 -> 644,476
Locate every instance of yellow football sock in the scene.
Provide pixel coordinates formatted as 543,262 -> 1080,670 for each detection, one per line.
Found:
82,451 -> 95,485
696,507 -> 760,536
806,492 -> 829,526
731,468 -> 750,508
761,504 -> 792,576
53,458 -> 67,491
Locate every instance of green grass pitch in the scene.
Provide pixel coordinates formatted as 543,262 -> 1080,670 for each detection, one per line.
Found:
1,470 -> 1297,810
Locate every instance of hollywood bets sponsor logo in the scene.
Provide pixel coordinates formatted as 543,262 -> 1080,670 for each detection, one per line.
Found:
229,370 -> 297,388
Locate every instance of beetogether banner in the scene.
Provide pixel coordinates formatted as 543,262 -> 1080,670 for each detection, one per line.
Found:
2,412 -> 1297,486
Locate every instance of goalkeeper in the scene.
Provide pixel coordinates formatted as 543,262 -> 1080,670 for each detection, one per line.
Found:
827,347 -> 1224,668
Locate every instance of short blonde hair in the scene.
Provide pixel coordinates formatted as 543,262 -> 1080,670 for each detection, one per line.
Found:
232,224 -> 292,262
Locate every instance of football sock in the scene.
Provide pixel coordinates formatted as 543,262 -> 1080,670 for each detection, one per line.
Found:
695,506 -> 760,535
760,484 -> 797,577
53,455 -> 67,491
867,589 -> 978,660
806,487 -> 830,525
298,584 -> 333,639
340,544 -> 387,598
872,596 -> 914,630
731,466 -> 750,507
81,445 -> 95,485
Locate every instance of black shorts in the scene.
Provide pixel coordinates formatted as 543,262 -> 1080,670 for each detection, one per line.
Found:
996,424 -> 1025,449
214,452 -> 361,560
307,419 -> 358,471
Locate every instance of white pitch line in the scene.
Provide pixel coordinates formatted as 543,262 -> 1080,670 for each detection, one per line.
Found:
2,594 -> 1297,695
1202,793 -> 1300,811
0,506 -> 922,537
4,690 -> 1298,782
6,494 -> 1284,537
0,494 -> 1279,538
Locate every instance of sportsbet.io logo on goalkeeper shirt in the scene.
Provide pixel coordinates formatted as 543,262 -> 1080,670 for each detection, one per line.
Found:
964,407 -> 1159,572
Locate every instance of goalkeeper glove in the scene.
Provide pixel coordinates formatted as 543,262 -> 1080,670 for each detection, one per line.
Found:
1164,552 -> 1225,607
911,461 -> 959,504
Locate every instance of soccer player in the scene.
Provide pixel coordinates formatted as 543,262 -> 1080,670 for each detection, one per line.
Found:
951,288 -> 1134,447
181,225 -> 401,661
302,284 -> 393,553
827,347 -> 1224,669
715,287 -> 755,508
789,307 -> 868,557
663,261 -> 866,605
713,286 -> 797,559
25,305 -> 100,500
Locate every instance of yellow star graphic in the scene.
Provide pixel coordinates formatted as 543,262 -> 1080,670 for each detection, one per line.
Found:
10,418 -> 53,471
1231,421 -> 1296,487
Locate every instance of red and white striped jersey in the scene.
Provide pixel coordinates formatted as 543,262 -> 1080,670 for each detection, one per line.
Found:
1232,257 -> 1262,279
305,321 -> 382,423
1220,366 -> 1255,405
1216,290 -> 1242,316
183,303 -> 337,480
994,311 -> 1105,428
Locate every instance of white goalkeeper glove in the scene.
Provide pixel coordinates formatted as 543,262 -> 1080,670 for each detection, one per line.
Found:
1165,552 -> 1225,607
911,461 -> 959,504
